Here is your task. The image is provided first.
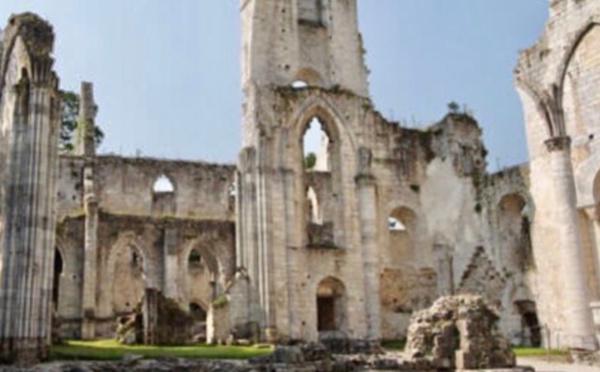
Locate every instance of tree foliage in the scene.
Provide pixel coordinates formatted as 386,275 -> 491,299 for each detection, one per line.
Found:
59,90 -> 104,153
447,101 -> 460,114
304,152 -> 317,170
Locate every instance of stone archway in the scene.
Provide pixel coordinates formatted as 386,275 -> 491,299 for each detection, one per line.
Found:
181,239 -> 224,312
316,277 -> 347,334
498,193 -> 533,271
111,244 -> 147,316
514,300 -> 541,347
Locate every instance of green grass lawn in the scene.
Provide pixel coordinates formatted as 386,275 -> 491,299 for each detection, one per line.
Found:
381,341 -> 569,359
381,339 -> 406,351
49,339 -> 273,361
513,347 -> 569,358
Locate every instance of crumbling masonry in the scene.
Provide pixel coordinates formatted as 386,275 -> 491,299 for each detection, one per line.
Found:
1,0 -> 600,363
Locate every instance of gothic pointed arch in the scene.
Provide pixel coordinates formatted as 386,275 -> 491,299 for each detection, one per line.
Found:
284,96 -> 354,249
104,232 -> 156,316
514,78 -> 556,139
556,22 -> 600,95
287,95 -> 358,155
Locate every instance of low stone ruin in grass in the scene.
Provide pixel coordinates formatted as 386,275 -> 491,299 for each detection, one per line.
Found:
116,289 -> 197,345
405,294 -> 516,370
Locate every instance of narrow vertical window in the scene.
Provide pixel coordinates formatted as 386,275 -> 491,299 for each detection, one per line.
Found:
303,118 -> 329,172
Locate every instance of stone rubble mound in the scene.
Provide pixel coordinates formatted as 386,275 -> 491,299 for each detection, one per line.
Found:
405,294 -> 516,370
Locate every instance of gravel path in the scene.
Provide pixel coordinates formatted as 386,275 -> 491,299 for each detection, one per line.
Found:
519,357 -> 600,372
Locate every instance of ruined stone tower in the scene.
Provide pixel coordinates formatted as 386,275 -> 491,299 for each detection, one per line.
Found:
235,0 -> 381,344
0,13 -> 61,362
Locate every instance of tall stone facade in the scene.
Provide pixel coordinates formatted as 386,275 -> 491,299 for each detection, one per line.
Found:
515,0 -> 600,350
4,0 -> 600,362
230,0 -> 538,347
0,14 -> 62,362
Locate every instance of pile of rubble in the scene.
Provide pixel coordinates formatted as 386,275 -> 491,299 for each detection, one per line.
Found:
116,289 -> 196,345
405,294 -> 516,370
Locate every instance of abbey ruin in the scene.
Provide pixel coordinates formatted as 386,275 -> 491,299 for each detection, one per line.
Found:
1,0 -> 600,364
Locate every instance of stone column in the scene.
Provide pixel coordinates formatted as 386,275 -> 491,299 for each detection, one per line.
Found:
583,207 -> 600,294
434,244 -> 454,297
74,82 -> 97,157
142,288 -> 159,345
79,83 -> 99,340
162,228 -> 178,300
0,13 -> 61,363
356,173 -> 381,341
545,136 -> 596,350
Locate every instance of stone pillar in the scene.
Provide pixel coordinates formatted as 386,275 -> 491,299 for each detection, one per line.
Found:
545,136 -> 596,350
591,302 -> 600,347
79,83 -> 99,340
162,228 -> 178,300
74,82 -> 97,157
142,288 -> 159,345
356,173 -> 381,340
0,13 -> 61,363
434,244 -> 454,297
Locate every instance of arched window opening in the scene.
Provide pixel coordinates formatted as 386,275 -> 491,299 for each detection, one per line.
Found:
228,182 -> 236,197
153,174 -> 175,194
188,249 -> 203,270
306,186 -> 322,224
303,117 -> 330,172
131,248 -> 144,272
316,277 -> 346,333
292,80 -> 308,89
388,208 -> 415,233
499,194 -> 533,270
53,248 -> 64,309
388,207 -> 417,263
388,217 -> 406,232
189,302 -> 207,321
295,68 -> 323,87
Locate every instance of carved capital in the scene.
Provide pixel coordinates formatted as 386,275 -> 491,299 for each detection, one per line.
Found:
544,136 -> 571,152
355,173 -> 376,187
238,146 -> 256,173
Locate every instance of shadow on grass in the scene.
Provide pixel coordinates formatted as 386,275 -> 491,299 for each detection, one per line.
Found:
50,339 -> 273,361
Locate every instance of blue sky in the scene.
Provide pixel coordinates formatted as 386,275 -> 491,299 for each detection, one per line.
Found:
0,1 -> 548,169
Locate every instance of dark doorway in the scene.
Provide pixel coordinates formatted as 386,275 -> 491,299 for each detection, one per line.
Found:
53,248 -> 63,309
190,302 -> 207,322
317,296 -> 336,331
515,300 -> 541,347
316,277 -> 346,334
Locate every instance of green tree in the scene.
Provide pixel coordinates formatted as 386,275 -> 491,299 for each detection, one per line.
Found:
59,90 -> 104,153
304,152 -> 317,170
447,101 -> 460,114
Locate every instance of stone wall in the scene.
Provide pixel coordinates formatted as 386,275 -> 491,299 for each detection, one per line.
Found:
53,144 -> 237,339
516,0 -> 600,350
